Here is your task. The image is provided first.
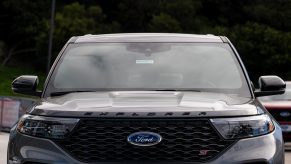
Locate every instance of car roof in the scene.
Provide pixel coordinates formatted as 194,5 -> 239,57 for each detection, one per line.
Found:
74,33 -> 224,43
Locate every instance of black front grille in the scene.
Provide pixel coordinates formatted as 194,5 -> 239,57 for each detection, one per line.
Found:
268,110 -> 291,122
57,119 -> 234,163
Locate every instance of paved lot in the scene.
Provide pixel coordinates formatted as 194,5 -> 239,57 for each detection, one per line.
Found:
1,132 -> 291,163
286,152 -> 291,164
285,143 -> 291,163
0,132 -> 9,164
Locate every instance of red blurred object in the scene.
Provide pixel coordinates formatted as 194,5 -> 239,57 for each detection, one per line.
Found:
259,82 -> 291,141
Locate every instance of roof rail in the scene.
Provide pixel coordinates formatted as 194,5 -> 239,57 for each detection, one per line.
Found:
219,36 -> 228,43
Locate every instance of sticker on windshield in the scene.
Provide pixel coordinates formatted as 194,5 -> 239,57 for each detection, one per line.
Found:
136,60 -> 154,64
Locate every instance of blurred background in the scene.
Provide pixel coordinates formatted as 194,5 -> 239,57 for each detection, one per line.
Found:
0,0 -> 291,129
1,0 -> 291,95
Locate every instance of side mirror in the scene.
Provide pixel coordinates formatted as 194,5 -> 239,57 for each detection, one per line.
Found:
255,75 -> 286,97
12,75 -> 42,97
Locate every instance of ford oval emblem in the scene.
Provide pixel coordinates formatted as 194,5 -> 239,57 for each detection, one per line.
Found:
280,111 -> 290,117
127,132 -> 162,146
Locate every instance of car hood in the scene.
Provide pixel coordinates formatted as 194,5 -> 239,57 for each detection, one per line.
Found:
30,91 -> 263,117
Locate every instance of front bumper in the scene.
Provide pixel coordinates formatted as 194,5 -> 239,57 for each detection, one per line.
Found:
277,122 -> 291,142
7,123 -> 284,164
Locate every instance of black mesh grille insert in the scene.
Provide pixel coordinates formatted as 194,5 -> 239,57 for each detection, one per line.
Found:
56,119 -> 234,163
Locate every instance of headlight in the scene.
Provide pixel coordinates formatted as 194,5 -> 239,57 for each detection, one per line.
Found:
211,114 -> 274,139
17,115 -> 79,139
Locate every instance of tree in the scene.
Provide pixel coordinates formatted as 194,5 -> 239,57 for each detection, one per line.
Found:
35,2 -> 120,69
160,0 -> 206,33
1,0 -> 291,80
0,41 -> 5,60
229,22 -> 291,81
116,0 -> 161,32
149,13 -> 182,32
244,0 -> 291,31
0,0 -> 50,67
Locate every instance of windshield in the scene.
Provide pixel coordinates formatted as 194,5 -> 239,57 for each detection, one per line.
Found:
46,43 -> 251,97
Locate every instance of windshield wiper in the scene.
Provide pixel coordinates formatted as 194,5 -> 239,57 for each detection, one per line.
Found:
50,91 -> 95,97
153,89 -> 201,92
50,89 -> 201,96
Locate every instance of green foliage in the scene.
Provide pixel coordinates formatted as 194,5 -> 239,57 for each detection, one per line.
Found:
54,2 -> 119,37
2,0 -> 50,39
228,22 -> 291,80
0,41 -> 5,59
55,3 -> 98,35
33,2 -> 121,68
1,0 -> 50,69
0,66 -> 45,96
244,1 -> 291,31
149,13 -> 182,32
116,0 -> 160,32
1,0 -> 291,84
160,0 -> 205,32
